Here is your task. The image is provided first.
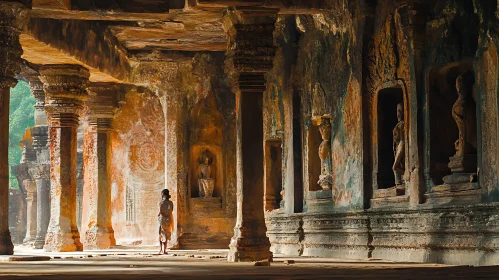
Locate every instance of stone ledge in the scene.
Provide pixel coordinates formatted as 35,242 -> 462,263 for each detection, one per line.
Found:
0,256 -> 51,262
266,203 -> 499,265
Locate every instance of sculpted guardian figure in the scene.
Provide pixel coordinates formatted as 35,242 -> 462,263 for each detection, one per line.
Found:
452,75 -> 477,157
317,117 -> 332,190
392,103 -> 405,186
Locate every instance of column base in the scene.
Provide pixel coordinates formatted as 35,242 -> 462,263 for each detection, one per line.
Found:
227,224 -> 273,262
84,226 -> 116,250
33,235 -> 46,249
228,238 -> 273,262
0,231 -> 14,255
23,235 -> 36,247
43,230 -> 83,252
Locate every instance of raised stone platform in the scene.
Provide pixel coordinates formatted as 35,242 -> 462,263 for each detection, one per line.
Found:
266,203 -> 499,266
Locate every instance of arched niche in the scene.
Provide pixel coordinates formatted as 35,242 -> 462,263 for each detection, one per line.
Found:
372,80 -> 409,199
264,139 -> 283,211
188,89 -> 224,202
426,61 -> 476,187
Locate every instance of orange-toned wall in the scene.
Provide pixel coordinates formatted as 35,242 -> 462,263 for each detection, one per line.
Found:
110,91 -> 165,245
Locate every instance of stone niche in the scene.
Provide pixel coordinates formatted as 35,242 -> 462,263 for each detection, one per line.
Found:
189,146 -> 223,202
425,61 -> 481,205
264,139 -> 283,212
188,84 -> 224,210
371,81 -> 409,208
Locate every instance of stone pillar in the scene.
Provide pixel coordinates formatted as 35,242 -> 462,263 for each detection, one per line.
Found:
22,179 -> 37,245
82,83 -> 119,249
31,161 -> 50,249
39,64 -> 90,252
28,78 -> 52,249
224,8 -> 277,262
0,1 -> 28,255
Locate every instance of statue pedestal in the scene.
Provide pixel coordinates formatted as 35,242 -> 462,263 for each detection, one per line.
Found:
318,174 -> 332,190
425,153 -> 480,206
448,154 -> 477,173
198,179 -> 215,198
371,185 -> 408,209
373,185 -> 405,199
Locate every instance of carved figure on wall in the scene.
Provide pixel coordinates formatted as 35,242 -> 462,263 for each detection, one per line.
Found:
392,103 -> 405,186
452,75 -> 477,157
441,73 -> 478,187
317,116 -> 332,190
198,150 -> 215,198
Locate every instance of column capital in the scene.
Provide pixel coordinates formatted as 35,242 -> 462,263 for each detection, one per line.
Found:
39,64 -> 90,127
23,179 -> 37,194
30,126 -> 49,150
27,78 -> 45,103
86,82 -> 122,131
0,1 -> 28,87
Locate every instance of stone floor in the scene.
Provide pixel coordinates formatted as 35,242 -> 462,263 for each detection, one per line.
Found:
0,247 -> 498,279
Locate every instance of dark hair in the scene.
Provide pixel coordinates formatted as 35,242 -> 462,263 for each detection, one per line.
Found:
161,189 -> 171,199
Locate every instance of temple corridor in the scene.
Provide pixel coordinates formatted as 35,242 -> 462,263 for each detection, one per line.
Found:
3,0 -> 499,278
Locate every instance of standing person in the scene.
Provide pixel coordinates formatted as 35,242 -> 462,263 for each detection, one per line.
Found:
157,189 -> 174,255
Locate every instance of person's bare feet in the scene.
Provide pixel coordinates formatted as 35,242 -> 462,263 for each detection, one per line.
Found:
158,250 -> 163,255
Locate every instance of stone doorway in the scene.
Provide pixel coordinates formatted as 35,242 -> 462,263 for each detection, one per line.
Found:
376,87 -> 403,190
264,140 -> 283,212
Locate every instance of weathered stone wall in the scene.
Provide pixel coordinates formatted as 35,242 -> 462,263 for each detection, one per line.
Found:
266,0 -> 499,266
264,3 -> 365,214
110,90 -> 165,245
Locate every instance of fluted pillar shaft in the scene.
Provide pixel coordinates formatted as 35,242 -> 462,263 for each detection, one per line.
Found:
23,180 -> 37,245
82,83 -> 119,249
40,64 -> 89,252
0,1 -> 28,255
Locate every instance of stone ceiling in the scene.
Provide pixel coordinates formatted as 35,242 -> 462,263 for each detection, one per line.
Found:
18,0 -> 333,84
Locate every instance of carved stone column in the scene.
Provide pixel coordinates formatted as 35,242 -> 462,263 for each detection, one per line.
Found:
39,64 -> 89,252
224,8 -> 277,262
29,79 -> 49,126
0,1 -> 28,255
31,160 -> 50,249
82,83 -> 119,249
27,76 -> 52,249
22,179 -> 37,245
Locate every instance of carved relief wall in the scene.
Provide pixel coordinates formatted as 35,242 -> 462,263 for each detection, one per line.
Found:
110,90 -> 165,245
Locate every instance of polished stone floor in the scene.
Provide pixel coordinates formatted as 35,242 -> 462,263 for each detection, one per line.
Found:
0,247 -> 498,279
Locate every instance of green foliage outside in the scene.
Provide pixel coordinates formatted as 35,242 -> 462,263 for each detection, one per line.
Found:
9,81 -> 35,189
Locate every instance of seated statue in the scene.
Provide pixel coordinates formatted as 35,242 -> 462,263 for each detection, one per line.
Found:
198,151 -> 215,198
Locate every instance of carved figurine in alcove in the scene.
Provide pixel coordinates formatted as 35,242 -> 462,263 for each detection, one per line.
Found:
452,75 -> 477,157
317,116 -> 332,190
447,74 -> 477,177
198,150 -> 215,198
392,103 -> 405,186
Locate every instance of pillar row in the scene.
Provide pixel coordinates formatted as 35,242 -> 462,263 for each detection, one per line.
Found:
0,1 -> 28,255
39,64 -> 90,252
